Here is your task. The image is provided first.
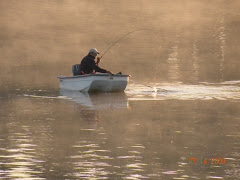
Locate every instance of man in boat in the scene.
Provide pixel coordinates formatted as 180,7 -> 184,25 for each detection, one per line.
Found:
79,48 -> 112,75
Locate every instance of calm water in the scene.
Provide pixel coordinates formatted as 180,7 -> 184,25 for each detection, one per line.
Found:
1,83 -> 240,179
1,0 -> 240,179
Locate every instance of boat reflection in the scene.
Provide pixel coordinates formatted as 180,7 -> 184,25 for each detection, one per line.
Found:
60,89 -> 129,110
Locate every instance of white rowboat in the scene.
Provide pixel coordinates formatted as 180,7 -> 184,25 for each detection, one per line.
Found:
57,74 -> 130,92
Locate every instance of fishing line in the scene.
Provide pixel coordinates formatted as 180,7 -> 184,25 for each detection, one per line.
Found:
101,28 -> 153,58
129,79 -> 166,92
101,28 -> 166,92
154,45 -> 162,81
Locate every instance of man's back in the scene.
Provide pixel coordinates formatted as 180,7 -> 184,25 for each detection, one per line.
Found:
80,54 -> 107,74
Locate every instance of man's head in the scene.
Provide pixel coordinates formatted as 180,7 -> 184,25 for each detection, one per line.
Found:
89,48 -> 99,57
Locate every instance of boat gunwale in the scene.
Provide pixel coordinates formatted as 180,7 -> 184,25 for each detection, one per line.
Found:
57,74 -> 130,79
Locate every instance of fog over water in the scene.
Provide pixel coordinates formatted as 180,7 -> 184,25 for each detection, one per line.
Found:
1,0 -> 240,90
1,0 -> 240,179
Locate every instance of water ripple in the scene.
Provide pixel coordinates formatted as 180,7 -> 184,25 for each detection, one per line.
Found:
126,82 -> 240,101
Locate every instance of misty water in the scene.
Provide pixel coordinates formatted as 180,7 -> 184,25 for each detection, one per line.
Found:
1,0 -> 240,179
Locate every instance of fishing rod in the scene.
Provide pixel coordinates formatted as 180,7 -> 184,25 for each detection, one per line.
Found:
100,28 -> 166,92
100,28 -> 153,58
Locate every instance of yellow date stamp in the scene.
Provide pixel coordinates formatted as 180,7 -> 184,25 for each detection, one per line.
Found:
189,158 -> 226,165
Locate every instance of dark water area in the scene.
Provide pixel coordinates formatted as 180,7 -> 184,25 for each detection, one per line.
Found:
1,0 -> 240,179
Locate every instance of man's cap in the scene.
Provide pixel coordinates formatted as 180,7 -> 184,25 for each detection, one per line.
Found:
89,48 -> 100,54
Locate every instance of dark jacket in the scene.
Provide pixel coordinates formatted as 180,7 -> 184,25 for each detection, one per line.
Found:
79,54 -> 107,74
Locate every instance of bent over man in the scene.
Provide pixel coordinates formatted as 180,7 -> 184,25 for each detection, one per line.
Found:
79,48 -> 112,75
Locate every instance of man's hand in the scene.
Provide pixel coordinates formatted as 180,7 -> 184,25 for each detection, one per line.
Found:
96,57 -> 101,65
106,70 -> 113,75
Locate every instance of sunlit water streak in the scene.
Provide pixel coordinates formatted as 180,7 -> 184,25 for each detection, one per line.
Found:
0,125 -> 45,179
68,136 -> 152,179
126,81 -> 240,101
216,14 -> 226,81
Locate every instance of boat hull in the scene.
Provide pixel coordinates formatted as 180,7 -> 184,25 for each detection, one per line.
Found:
57,74 -> 129,92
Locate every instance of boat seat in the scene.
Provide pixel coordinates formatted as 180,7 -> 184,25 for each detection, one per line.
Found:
72,64 -> 81,76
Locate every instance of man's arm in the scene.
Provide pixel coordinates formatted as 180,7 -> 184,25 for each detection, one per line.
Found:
88,58 -> 107,73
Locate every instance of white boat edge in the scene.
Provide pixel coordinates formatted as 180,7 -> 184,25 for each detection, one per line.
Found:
57,74 -> 130,92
